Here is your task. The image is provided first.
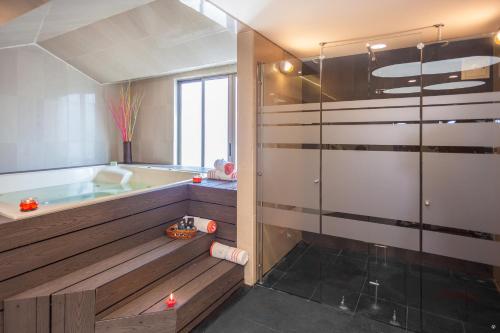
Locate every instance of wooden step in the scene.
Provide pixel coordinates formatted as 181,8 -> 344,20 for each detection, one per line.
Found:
95,256 -> 243,333
4,232 -> 214,333
4,233 -> 173,333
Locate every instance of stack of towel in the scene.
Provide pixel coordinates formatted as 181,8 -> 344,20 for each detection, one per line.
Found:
207,159 -> 237,181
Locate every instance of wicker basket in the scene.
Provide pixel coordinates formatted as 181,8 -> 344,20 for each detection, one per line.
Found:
166,224 -> 197,240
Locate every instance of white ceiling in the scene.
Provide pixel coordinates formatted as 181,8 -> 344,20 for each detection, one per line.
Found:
0,0 -> 156,48
209,0 -> 500,58
0,0 -> 236,83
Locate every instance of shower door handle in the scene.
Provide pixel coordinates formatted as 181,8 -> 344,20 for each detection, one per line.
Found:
313,179 -> 320,184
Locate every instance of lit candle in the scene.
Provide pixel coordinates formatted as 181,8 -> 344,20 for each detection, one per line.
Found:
20,198 -> 38,212
166,293 -> 176,308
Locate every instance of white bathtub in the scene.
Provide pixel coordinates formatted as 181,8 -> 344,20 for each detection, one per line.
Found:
0,165 -> 198,220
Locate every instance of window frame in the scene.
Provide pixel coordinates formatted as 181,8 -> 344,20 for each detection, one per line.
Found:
177,73 -> 237,167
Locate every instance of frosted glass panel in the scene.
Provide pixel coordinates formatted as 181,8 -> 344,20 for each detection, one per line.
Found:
262,206 -> 319,233
423,231 -> 500,266
180,81 -> 202,166
262,148 -> 319,209
322,124 -> 419,145
422,153 -> 500,234
423,122 -> 500,147
322,150 -> 419,222
261,126 -> 319,144
323,216 -> 420,251
204,77 -> 229,166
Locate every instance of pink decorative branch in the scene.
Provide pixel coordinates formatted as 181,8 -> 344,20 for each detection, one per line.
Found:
107,81 -> 144,142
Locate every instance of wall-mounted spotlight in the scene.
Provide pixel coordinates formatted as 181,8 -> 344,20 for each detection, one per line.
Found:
279,60 -> 295,74
495,28 -> 500,45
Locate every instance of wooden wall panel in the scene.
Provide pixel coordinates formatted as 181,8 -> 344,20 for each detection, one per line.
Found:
0,223 -> 169,309
0,201 -> 187,281
189,184 -> 236,207
0,185 -> 188,252
95,310 -> 176,333
187,201 -> 236,225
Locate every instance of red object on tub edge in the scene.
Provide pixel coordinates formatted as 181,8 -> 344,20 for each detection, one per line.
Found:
20,198 -> 38,212
192,175 -> 202,183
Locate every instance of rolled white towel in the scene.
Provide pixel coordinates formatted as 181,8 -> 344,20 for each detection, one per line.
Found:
207,169 -> 237,181
210,242 -> 248,266
184,216 -> 217,234
213,159 -> 235,175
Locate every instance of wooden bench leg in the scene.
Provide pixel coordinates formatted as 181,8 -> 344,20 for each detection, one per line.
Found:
4,298 -> 36,333
52,290 -> 96,333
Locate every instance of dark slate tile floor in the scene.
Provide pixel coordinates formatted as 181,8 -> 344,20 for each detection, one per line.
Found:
194,241 -> 500,333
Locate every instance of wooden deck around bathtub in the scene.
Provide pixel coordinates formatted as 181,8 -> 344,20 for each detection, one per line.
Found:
0,180 -> 239,333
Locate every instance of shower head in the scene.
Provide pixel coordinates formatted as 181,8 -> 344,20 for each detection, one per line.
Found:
366,44 -> 377,62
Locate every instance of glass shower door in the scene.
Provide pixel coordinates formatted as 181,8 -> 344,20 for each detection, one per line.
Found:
421,34 -> 500,333
319,36 -> 424,331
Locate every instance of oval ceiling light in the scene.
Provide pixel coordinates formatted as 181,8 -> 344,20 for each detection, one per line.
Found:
424,81 -> 485,90
449,74 -> 459,79
372,56 -> 500,78
383,86 -> 421,94
370,43 -> 387,50
408,79 -> 417,83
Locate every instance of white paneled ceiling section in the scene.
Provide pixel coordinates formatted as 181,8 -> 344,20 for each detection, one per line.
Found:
0,0 -> 237,83
209,0 -> 500,58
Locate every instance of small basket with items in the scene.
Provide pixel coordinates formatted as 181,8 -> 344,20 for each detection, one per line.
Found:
166,216 -> 197,239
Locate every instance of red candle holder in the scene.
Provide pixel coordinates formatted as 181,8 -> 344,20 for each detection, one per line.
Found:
20,198 -> 38,212
192,175 -> 202,183
166,293 -> 176,308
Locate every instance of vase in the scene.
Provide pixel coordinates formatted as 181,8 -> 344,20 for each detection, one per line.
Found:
123,141 -> 132,164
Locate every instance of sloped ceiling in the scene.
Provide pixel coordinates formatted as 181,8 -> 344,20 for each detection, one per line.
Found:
0,0 -> 237,84
39,0 -> 236,83
0,0 -> 156,48
209,0 -> 500,58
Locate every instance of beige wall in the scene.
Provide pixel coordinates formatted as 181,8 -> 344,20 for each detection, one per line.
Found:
237,29 -> 303,285
0,44 -> 115,173
106,64 -> 236,164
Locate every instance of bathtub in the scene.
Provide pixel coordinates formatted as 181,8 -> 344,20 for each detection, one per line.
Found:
0,165 -> 198,220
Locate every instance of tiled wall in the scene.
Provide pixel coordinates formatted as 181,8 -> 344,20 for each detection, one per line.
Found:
0,45 -> 116,173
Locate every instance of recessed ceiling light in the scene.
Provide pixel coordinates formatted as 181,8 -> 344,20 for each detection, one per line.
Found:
408,79 -> 417,83
370,43 -> 387,50
449,74 -> 459,79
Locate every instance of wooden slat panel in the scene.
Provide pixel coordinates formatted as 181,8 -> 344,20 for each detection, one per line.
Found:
0,201 -> 187,281
93,234 -> 214,313
103,254 -> 221,320
0,185 -> 188,252
51,294 -> 65,333
174,262 -> 243,330
178,281 -> 243,333
57,233 -> 214,313
95,310 -> 176,333
188,201 -> 236,224
64,290 -> 95,333
8,236 -> 174,301
4,298 -> 36,333
188,185 -> 236,207
215,221 -> 236,242
145,261 -> 243,329
0,311 -> 3,333
0,222 -> 169,310
36,296 -> 50,333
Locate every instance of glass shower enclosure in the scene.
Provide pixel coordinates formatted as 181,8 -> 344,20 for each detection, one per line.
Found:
257,29 -> 500,333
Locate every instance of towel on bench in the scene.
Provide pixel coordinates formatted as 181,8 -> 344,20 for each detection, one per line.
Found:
210,241 -> 248,266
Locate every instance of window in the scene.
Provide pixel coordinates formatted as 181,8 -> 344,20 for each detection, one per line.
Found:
177,74 -> 236,167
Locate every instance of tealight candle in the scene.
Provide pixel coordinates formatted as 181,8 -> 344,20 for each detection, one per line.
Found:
20,198 -> 38,212
166,293 -> 176,308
